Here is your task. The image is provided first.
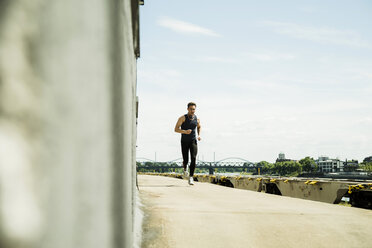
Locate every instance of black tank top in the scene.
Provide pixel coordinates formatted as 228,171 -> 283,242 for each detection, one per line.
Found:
181,114 -> 197,142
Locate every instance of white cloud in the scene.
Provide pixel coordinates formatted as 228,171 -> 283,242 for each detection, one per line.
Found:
345,67 -> 372,81
357,117 -> 372,125
298,6 -> 318,14
137,68 -> 182,91
263,21 -> 371,48
248,52 -> 296,61
157,17 -> 220,37
136,87 -> 372,162
197,56 -> 237,63
165,54 -> 238,64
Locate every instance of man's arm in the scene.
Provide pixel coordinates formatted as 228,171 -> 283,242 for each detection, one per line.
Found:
174,116 -> 191,134
197,119 -> 201,141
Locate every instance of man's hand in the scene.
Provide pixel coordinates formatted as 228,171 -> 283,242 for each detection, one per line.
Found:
184,129 -> 192,134
197,136 -> 201,141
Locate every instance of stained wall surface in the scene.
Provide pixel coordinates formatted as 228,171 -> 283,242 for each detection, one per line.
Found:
0,0 -> 139,247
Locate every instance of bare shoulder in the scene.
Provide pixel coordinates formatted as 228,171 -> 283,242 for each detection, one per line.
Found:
177,115 -> 186,123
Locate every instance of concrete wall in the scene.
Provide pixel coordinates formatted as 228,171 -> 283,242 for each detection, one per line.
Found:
0,0 -> 139,247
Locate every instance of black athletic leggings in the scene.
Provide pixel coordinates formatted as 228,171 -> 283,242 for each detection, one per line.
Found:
181,140 -> 198,176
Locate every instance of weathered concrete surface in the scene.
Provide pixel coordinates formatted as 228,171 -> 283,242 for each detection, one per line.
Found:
139,175 -> 372,248
0,1 -> 139,247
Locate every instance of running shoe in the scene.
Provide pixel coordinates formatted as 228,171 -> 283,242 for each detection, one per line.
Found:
188,176 -> 194,185
183,170 -> 189,178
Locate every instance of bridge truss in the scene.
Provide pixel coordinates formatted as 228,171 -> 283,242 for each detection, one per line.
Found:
136,157 -> 258,174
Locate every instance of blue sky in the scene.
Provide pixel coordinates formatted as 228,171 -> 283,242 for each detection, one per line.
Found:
136,0 -> 372,163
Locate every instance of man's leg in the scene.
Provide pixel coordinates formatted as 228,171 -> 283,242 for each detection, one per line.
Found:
181,141 -> 189,172
189,140 -> 198,176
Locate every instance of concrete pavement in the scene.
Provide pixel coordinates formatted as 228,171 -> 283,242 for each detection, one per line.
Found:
138,175 -> 372,248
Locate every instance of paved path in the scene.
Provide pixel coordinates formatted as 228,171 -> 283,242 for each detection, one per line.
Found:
138,175 -> 372,248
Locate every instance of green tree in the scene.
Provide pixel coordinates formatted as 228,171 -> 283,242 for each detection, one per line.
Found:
360,162 -> 372,172
274,161 -> 302,176
299,157 -> 317,172
144,161 -> 153,167
257,161 -> 273,174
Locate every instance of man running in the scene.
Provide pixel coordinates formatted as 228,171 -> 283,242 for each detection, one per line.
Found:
174,102 -> 201,185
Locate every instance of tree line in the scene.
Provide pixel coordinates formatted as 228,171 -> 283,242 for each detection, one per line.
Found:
137,157 -> 372,175
257,157 -> 317,176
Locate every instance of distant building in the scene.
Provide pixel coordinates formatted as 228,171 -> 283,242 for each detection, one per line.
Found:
276,152 -> 292,163
315,156 -> 344,173
343,159 -> 359,172
363,156 -> 372,163
318,156 -> 329,162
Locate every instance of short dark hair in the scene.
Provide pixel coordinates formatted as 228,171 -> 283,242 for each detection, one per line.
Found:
187,102 -> 196,108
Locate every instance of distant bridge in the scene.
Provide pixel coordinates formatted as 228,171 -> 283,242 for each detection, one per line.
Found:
136,157 -> 258,174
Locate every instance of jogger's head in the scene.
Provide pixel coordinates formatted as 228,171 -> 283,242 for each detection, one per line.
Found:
187,102 -> 196,115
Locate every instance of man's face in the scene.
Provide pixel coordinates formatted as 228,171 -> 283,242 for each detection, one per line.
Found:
187,105 -> 196,116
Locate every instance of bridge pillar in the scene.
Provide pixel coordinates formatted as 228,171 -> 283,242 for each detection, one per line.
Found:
209,167 -> 214,175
